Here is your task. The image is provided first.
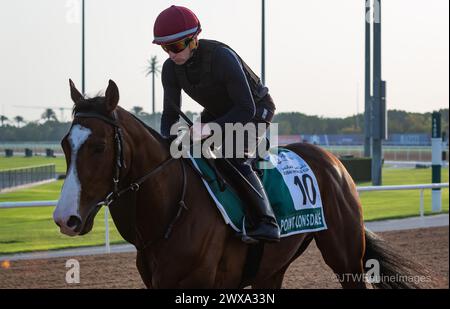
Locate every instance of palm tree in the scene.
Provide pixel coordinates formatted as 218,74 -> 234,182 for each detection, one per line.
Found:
145,56 -> 161,114
14,116 -> 24,127
131,106 -> 143,116
0,115 -> 8,127
41,108 -> 58,122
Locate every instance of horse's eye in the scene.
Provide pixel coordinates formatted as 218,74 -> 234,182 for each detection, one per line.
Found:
93,144 -> 106,153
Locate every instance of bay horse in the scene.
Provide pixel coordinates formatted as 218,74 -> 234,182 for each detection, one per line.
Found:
54,79 -> 425,289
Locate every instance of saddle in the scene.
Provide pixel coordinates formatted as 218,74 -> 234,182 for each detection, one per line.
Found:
187,142 -> 265,200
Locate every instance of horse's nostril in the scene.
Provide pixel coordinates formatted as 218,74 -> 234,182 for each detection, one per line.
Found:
67,216 -> 81,230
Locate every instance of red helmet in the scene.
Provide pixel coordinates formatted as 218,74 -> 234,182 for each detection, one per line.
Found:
153,5 -> 201,45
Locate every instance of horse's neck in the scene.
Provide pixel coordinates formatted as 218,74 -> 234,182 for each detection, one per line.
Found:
115,109 -> 219,252
118,109 -> 181,244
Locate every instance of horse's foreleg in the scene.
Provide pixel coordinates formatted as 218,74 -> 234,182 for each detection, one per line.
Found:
251,264 -> 289,289
177,265 -> 219,288
136,251 -> 153,288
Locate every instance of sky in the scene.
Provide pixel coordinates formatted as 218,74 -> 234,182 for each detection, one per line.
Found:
0,0 -> 448,122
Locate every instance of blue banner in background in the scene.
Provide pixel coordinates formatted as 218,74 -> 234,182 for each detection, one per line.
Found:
300,134 -> 364,146
384,134 -> 431,146
278,134 -> 432,146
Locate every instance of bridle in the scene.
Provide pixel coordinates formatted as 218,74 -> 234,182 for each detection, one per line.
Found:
73,110 -> 188,243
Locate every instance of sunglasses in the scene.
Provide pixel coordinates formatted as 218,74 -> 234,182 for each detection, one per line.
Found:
161,37 -> 193,54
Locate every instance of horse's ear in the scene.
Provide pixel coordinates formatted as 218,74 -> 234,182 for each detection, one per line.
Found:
105,79 -> 119,113
69,79 -> 83,104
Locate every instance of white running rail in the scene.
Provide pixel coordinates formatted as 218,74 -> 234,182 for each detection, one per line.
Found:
0,183 -> 448,252
357,183 -> 449,217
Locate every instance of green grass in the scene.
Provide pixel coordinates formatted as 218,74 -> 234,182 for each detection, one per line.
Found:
0,180 -> 124,254
358,167 -> 449,221
0,156 -> 66,173
0,180 -> 64,202
0,206 -> 124,254
0,167 -> 448,254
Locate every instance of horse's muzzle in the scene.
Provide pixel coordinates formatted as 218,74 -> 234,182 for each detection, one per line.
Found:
54,214 -> 82,236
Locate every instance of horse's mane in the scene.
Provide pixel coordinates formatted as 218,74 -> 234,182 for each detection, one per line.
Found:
128,111 -> 168,146
72,93 -> 107,116
72,95 -> 168,146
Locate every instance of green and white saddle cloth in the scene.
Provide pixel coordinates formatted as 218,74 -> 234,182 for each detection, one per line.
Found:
189,147 -> 327,237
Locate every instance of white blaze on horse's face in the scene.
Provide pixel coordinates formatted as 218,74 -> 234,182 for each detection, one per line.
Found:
53,124 -> 92,236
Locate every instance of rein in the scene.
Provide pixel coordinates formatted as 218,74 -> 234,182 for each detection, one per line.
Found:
73,110 -> 188,246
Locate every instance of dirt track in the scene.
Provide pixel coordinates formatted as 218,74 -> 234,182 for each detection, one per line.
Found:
0,227 -> 448,289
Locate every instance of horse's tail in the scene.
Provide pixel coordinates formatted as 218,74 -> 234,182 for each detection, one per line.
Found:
363,228 -> 432,289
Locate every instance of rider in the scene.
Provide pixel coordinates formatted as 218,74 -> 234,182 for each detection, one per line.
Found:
152,5 -> 280,243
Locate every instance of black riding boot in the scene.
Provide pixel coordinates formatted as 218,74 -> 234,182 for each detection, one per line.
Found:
240,171 -> 280,243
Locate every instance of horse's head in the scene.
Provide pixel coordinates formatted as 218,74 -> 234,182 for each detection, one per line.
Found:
53,79 -> 127,236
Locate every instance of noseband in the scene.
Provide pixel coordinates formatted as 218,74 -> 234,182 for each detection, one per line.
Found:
73,110 -> 188,242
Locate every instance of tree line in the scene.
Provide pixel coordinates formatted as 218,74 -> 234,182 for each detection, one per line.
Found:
273,109 -> 449,136
0,108 -> 448,142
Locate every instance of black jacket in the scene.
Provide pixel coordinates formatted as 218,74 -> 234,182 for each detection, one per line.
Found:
161,39 -> 275,137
